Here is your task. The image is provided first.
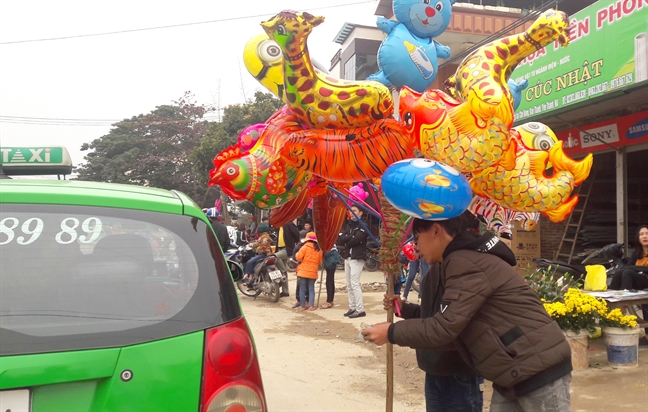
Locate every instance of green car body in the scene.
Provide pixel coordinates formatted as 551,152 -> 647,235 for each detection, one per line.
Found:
0,180 -> 265,411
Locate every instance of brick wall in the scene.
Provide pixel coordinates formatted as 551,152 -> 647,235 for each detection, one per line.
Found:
539,215 -> 568,260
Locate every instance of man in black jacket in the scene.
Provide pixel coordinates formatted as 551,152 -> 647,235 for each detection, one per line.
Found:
336,206 -> 368,318
363,212 -> 572,411
384,262 -> 483,411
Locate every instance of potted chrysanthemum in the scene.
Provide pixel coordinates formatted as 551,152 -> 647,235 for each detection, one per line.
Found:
543,288 -> 608,371
599,308 -> 641,368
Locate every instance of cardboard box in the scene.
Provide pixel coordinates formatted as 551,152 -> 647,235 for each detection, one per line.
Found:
511,220 -> 541,275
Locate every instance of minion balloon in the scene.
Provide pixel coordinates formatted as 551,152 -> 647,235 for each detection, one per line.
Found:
243,33 -> 330,103
243,34 -> 285,101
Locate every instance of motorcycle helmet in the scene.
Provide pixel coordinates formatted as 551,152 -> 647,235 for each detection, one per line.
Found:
206,207 -> 220,221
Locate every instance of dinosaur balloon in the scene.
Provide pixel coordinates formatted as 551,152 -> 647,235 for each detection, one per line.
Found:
260,10 -> 394,130
445,9 -> 571,128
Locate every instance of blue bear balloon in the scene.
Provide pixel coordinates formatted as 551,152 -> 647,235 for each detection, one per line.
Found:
381,158 -> 472,221
368,0 -> 456,93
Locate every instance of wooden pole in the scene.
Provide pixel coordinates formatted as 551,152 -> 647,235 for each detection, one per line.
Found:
377,187 -> 407,412
386,272 -> 395,412
316,265 -> 325,307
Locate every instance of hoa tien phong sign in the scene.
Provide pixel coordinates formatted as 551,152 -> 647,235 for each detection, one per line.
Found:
512,0 -> 648,121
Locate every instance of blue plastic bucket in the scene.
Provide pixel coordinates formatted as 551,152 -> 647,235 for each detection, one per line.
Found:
603,327 -> 640,368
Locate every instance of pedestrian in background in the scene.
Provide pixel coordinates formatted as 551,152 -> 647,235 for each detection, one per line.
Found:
336,206 -> 368,318
321,245 -> 341,309
295,232 -> 323,311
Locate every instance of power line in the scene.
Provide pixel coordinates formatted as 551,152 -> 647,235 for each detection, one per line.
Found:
0,1 -> 377,45
0,115 -> 221,127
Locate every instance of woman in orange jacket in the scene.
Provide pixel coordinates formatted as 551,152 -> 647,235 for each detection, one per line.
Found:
295,232 -> 323,311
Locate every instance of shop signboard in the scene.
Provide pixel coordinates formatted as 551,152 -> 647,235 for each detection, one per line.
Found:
555,109 -> 648,156
512,0 -> 648,121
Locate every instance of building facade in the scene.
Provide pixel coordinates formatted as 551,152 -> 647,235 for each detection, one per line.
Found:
330,0 -> 648,261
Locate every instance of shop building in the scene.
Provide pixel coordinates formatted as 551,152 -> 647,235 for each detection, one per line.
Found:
330,0 -> 647,260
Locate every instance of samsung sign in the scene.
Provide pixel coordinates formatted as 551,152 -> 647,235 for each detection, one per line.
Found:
626,118 -> 648,139
580,125 -> 620,148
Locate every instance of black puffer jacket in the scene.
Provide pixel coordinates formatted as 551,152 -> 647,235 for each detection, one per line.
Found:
336,219 -> 368,260
389,232 -> 571,399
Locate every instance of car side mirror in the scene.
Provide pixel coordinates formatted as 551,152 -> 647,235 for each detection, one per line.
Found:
227,259 -> 244,282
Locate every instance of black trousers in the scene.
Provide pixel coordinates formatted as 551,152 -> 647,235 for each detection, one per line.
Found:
609,267 -> 648,290
325,267 -> 336,303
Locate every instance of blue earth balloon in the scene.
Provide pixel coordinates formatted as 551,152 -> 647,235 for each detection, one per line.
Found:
381,158 -> 473,220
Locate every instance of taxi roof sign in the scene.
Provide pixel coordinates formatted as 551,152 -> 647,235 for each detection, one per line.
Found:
0,147 -> 73,176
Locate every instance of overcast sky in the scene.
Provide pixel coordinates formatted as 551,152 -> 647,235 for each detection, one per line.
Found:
0,0 -> 380,168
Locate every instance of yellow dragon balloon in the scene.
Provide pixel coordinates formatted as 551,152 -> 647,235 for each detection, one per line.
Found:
261,10 -> 394,129
445,9 -> 571,127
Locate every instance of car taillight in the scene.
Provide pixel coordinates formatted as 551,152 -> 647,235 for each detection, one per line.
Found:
201,318 -> 266,412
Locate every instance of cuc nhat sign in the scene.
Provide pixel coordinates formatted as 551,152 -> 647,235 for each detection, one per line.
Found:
512,0 -> 648,120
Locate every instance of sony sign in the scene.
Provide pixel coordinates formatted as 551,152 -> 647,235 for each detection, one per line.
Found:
579,124 -> 620,148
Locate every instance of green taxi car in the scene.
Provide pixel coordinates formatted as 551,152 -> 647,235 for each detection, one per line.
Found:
0,150 -> 266,411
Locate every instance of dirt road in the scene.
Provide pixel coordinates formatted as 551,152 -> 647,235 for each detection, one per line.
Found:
240,272 -> 648,412
241,289 -> 429,412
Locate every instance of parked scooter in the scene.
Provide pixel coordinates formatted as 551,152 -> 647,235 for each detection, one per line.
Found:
532,243 -> 625,283
229,244 -> 286,302
364,239 -> 380,272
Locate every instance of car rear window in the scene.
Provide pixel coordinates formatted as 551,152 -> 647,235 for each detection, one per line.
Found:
0,204 -> 241,356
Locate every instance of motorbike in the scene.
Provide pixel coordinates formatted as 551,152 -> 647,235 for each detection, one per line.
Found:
532,243 -> 626,284
227,244 -> 286,302
364,239 -> 380,272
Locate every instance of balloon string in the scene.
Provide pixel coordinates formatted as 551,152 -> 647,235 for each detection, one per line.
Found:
389,213 -> 407,249
343,188 -> 382,221
329,186 -> 381,247
401,218 -> 414,248
367,181 -> 388,234
328,186 -> 381,220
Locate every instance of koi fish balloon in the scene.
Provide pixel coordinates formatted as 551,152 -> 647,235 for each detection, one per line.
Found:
368,0 -> 456,92
381,158 -> 472,220
469,133 -> 593,223
399,87 -> 517,174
